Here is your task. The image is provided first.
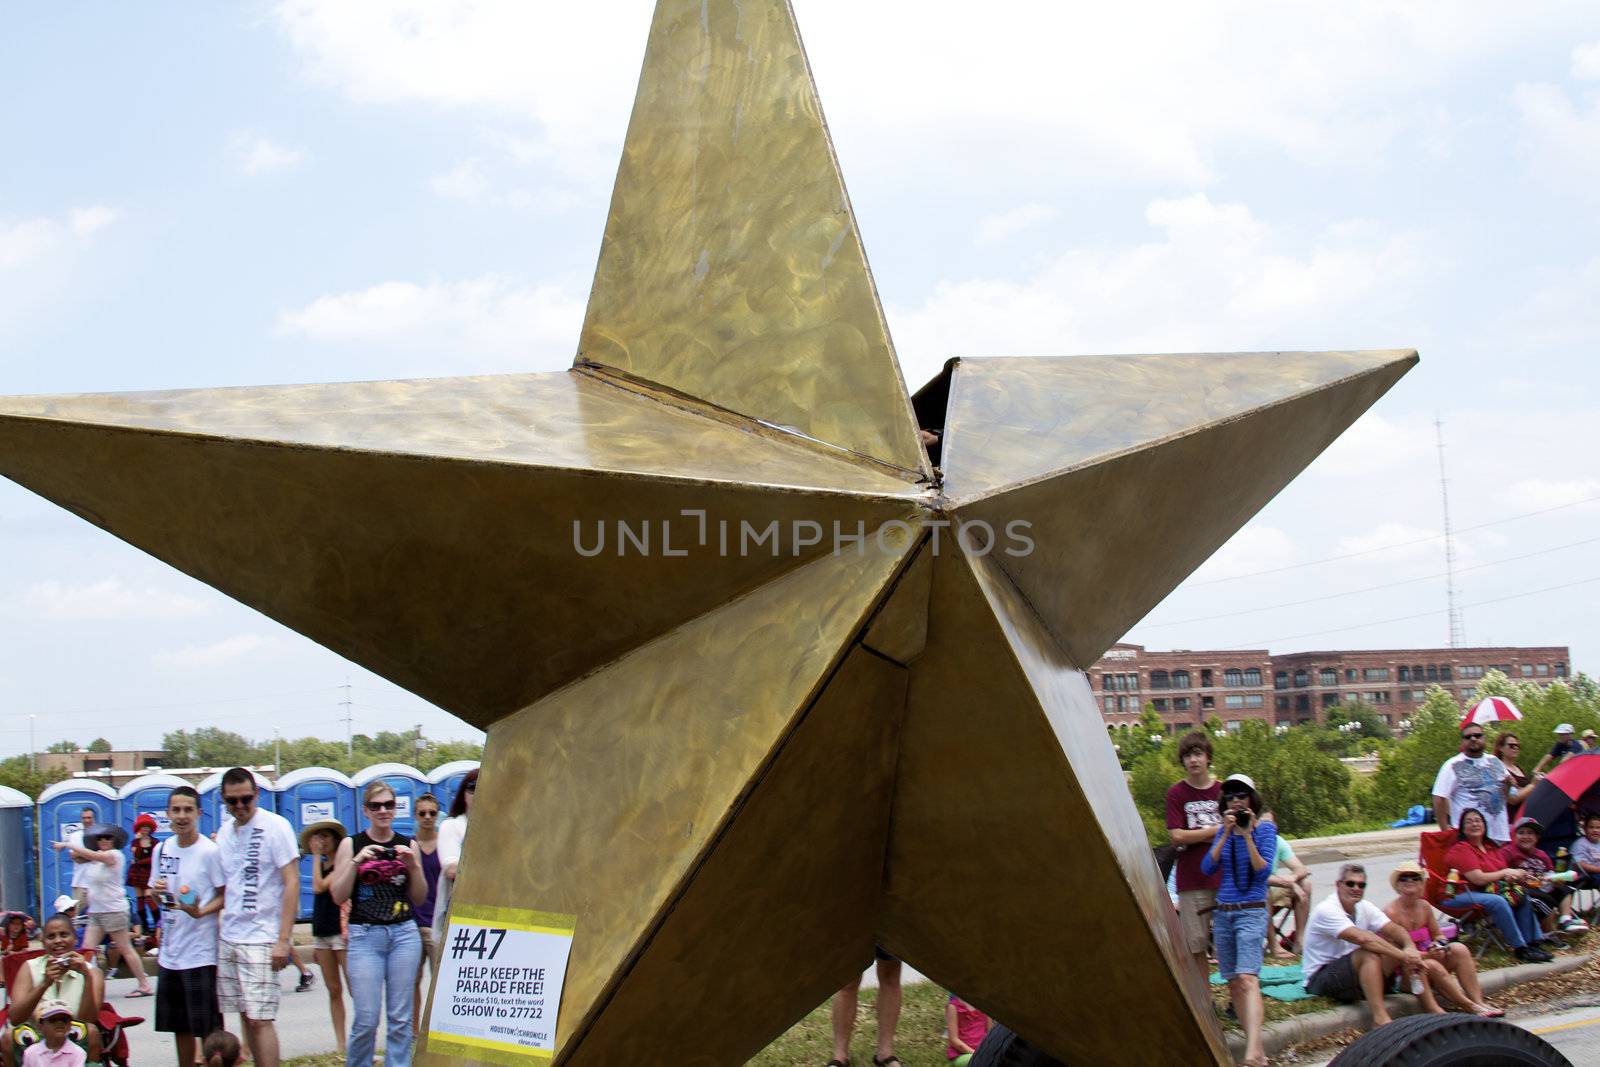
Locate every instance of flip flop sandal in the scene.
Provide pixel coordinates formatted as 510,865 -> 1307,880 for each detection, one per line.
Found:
873,1057 -> 902,1067
825,1061 -> 850,1067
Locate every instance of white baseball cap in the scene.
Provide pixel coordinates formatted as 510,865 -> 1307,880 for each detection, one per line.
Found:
52,894 -> 76,912
1556,723 -> 1575,735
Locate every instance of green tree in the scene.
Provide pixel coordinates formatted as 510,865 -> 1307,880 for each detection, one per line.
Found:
86,737 -> 112,753
1370,686 -> 1462,818
0,755 -> 69,798
45,740 -> 78,754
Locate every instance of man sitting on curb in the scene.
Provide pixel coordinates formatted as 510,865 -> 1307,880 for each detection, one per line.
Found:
1300,862 -> 1423,1029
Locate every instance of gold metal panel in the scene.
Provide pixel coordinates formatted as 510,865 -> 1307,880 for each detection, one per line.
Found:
0,413 -> 917,728
880,547 -> 1230,1066
577,0 -> 927,476
0,370 -> 919,497
570,645 -> 908,1064
861,538 -> 932,665
425,537 -> 913,1063
941,350 -> 1418,503
955,352 -> 1415,668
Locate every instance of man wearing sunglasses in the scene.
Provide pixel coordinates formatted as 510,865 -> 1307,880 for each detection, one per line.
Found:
1301,863 -> 1423,1029
214,767 -> 300,1067
1432,723 -> 1511,844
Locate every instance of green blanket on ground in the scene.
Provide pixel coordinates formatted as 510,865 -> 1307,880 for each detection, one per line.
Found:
1210,963 -> 1315,1002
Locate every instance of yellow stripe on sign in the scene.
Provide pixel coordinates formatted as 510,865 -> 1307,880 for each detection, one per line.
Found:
1532,1015 -> 1600,1036
453,903 -> 577,935
426,1032 -> 555,1065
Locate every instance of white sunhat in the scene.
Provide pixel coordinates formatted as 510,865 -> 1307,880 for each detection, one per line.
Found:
1555,723 -> 1575,735
1222,773 -> 1258,792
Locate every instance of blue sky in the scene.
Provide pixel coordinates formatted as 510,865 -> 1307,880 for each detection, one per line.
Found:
3,1 -> 1598,756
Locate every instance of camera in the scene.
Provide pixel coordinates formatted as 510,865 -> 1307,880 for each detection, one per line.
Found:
1234,810 -> 1252,829
157,891 -> 177,910
377,847 -> 398,861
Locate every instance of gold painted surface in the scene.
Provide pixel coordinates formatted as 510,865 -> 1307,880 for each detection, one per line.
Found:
880,547 -> 1230,1066
941,350 -> 1418,503
430,538 -> 913,1063
578,0 -> 926,475
571,645 -> 908,1064
0,370 -> 919,497
861,538 -> 932,665
955,353 -> 1415,669
0,414 -> 918,728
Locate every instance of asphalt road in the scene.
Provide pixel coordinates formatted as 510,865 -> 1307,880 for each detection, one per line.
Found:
1301,1002 -> 1600,1064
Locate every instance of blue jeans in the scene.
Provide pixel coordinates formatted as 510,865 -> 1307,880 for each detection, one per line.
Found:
347,921 -> 422,1067
1213,904 -> 1268,979
1442,891 -> 1538,949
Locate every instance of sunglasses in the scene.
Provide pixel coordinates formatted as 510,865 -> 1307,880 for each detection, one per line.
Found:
417,810 -> 439,817
1342,880 -> 1367,890
464,783 -> 476,794
222,794 -> 257,808
366,799 -> 397,811
1462,732 -> 1485,740
1396,873 -> 1422,882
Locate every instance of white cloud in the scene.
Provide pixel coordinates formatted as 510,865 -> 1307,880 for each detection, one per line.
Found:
1574,41 -> 1600,80
1310,413 -> 1435,481
153,634 -> 269,670
1189,524 -> 1299,582
976,204 -> 1059,245
1505,478 -> 1600,513
1335,522 -> 1440,563
229,131 -> 307,175
1512,82 -> 1600,189
68,205 -> 118,237
430,159 -> 491,202
276,274 -> 584,364
18,579 -> 211,621
888,193 -> 1425,388
1,204 -> 117,270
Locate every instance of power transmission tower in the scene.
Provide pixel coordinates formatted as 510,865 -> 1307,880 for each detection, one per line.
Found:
1436,417 -> 1465,647
342,678 -> 354,756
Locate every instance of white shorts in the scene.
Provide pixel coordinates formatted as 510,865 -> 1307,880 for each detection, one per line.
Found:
217,940 -> 280,1020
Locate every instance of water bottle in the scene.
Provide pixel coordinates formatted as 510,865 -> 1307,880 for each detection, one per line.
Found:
1556,846 -> 1570,873
1444,869 -> 1462,899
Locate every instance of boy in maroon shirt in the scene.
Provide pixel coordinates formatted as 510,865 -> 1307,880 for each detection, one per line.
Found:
1166,730 -> 1222,974
1499,815 -> 1588,934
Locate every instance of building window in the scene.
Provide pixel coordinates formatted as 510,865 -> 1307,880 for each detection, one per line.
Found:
1461,688 -> 1476,701
1425,665 -> 1439,682
1201,669 -> 1213,688
1322,693 -> 1339,708
1521,664 -> 1535,677
1225,695 -> 1244,709
1363,668 -> 1390,681
1439,666 -> 1452,681
1345,668 -> 1358,682
1556,662 -> 1567,678
1224,668 -> 1243,687
1276,696 -> 1290,710
1150,669 -> 1170,689
1174,697 -> 1191,710
1412,664 -> 1426,681
1400,690 -> 1412,702
1104,696 -> 1116,713
1226,721 -> 1242,734
1243,668 -> 1263,687
1295,694 -> 1310,712
1151,698 -> 1168,711
1172,670 -> 1190,689
1294,669 -> 1308,688
1537,664 -> 1550,677
1244,694 -> 1264,708
1202,696 -> 1215,709
1363,691 -> 1391,705
1274,671 -> 1288,690
1398,666 -> 1410,682
1319,669 -> 1337,687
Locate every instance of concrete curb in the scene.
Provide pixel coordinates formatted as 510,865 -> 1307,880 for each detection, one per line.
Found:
1223,951 -> 1595,1061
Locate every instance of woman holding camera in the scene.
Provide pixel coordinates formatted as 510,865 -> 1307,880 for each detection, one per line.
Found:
1200,774 -> 1276,1067
331,781 -> 427,1067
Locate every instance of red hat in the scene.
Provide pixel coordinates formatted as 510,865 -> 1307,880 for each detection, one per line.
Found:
132,814 -> 159,834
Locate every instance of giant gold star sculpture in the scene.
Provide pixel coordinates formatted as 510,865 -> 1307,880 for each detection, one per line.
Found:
0,1 -> 1414,1064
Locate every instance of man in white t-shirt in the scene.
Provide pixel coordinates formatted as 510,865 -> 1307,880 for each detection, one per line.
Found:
1301,863 -> 1422,1028
67,805 -> 99,916
149,785 -> 226,1067
1431,722 -> 1511,841
214,768 -> 299,1067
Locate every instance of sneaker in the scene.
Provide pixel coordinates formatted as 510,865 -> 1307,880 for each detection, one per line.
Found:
296,972 -> 314,992
1558,916 -> 1589,932
1515,945 -> 1553,963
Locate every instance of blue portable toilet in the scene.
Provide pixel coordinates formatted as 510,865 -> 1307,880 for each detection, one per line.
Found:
0,785 -> 38,920
351,763 -> 428,838
37,779 -> 118,916
276,767 -> 357,921
426,760 -> 480,818
197,769 -> 277,837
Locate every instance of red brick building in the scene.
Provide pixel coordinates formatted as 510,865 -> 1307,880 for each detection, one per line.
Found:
1093,643 -> 1573,734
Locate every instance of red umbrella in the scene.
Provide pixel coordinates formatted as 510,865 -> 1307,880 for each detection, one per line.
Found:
1460,696 -> 1522,730
1543,751 -> 1600,802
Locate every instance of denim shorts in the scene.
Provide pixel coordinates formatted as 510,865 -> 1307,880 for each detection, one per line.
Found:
1213,904 -> 1268,979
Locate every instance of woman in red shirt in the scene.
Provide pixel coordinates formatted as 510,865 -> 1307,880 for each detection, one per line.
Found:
1440,809 -> 1550,963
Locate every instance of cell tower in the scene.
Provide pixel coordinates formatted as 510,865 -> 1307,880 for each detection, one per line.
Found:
1436,416 -> 1465,647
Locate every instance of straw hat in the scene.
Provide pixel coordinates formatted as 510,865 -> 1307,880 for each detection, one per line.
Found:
1389,859 -> 1426,891
298,819 -> 347,854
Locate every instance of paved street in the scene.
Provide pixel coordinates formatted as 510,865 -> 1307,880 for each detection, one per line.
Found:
1301,1002 -> 1600,1064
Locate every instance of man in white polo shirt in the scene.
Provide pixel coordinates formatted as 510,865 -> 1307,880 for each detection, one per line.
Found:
214,768 -> 299,1067
1301,862 -> 1422,1029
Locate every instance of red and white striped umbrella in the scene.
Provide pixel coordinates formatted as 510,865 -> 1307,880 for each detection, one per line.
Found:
1460,696 -> 1523,729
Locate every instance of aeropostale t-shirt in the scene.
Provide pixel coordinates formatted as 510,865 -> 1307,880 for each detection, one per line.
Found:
215,808 -> 299,945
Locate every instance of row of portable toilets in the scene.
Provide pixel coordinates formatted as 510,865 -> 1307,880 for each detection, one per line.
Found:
0,760 -> 479,924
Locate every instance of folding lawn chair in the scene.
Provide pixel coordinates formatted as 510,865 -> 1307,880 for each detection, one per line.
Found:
1419,828 -> 1513,959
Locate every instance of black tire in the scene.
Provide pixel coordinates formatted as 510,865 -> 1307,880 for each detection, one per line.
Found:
1328,1014 -> 1572,1067
968,1023 -> 1067,1067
